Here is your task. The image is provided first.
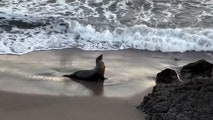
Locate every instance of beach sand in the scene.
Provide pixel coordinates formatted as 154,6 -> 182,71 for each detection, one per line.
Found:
0,49 -> 212,120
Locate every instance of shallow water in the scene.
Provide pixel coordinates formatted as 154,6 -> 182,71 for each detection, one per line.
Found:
0,49 -> 212,120
0,49 -> 212,97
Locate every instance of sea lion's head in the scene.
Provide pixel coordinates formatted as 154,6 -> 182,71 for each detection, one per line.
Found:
96,54 -> 103,64
95,54 -> 105,78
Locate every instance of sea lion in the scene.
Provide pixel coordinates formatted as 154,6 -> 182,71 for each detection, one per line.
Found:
63,54 -> 106,82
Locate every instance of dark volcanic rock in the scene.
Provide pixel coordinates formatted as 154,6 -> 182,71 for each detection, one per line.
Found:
180,59 -> 213,79
156,69 -> 179,84
138,60 -> 213,120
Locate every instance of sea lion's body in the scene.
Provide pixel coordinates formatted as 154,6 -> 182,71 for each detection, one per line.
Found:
63,55 -> 105,82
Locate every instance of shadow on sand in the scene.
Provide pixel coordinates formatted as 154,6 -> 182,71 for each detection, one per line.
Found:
69,78 -> 104,96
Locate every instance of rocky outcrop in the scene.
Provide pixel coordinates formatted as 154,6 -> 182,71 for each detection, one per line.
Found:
180,59 -> 213,79
138,60 -> 213,120
156,69 -> 179,84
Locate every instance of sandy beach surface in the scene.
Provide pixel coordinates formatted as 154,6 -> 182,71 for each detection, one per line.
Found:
0,48 -> 212,120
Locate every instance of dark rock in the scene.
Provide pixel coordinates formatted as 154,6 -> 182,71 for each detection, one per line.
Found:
138,60 -> 213,120
156,69 -> 179,84
180,59 -> 213,79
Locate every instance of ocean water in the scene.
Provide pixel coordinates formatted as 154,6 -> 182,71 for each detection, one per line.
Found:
0,0 -> 213,54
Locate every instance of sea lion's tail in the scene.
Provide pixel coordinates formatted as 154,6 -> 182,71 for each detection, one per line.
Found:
63,73 -> 75,78
63,74 -> 70,77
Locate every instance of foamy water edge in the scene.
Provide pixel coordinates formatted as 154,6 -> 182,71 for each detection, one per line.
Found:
0,20 -> 213,55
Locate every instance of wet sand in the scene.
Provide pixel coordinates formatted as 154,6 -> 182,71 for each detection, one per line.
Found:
0,48 -> 212,120
0,91 -> 145,120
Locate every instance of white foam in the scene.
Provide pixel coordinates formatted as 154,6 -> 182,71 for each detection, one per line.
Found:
0,19 -> 213,54
0,0 -> 213,54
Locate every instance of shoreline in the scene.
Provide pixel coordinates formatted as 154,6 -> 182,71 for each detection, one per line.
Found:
2,48 -> 213,56
0,48 -> 212,120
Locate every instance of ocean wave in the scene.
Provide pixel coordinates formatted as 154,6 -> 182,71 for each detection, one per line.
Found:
0,0 -> 213,54
0,19 -> 213,54
1,0 -> 213,28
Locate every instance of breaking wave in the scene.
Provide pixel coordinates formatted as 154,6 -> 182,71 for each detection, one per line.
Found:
0,0 -> 213,54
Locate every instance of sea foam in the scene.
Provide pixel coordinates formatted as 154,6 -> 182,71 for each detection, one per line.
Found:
0,0 -> 213,54
0,19 -> 213,54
